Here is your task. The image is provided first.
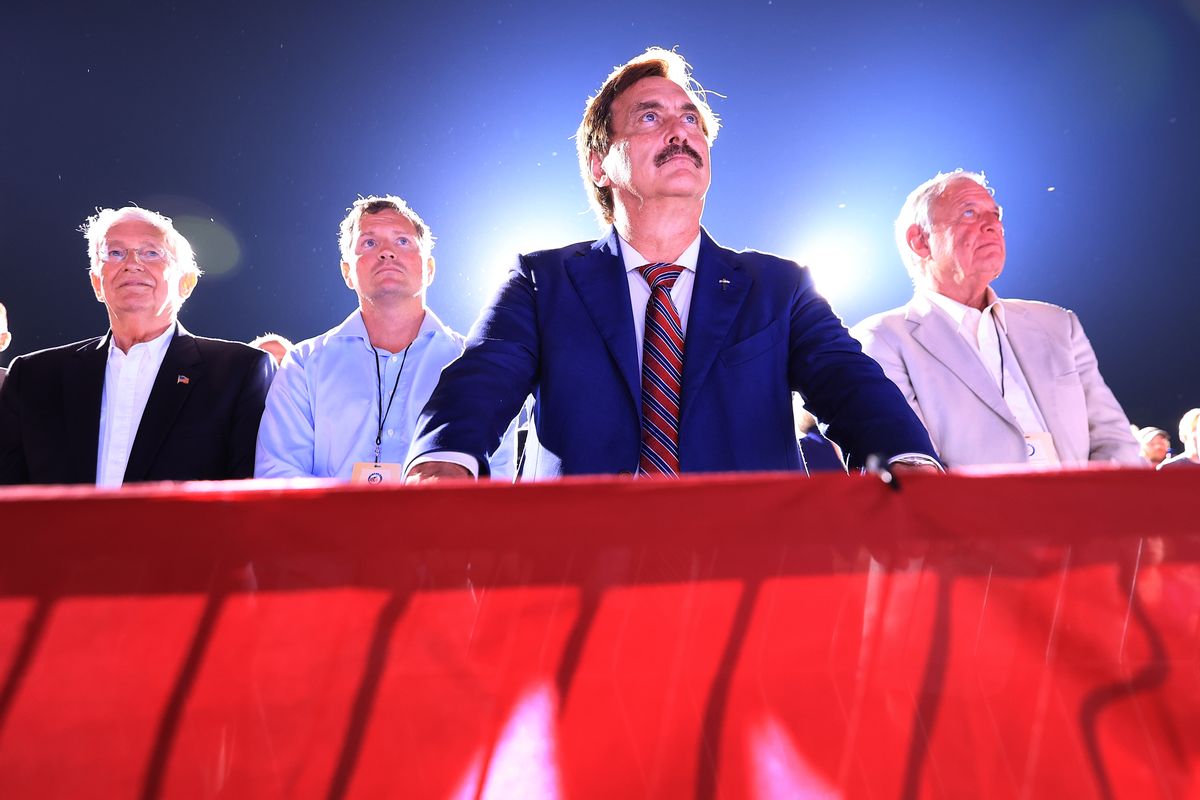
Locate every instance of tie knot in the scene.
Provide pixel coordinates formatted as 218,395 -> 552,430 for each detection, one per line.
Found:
639,262 -> 682,292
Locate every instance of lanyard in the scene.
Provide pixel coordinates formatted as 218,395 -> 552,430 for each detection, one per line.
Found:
372,342 -> 412,464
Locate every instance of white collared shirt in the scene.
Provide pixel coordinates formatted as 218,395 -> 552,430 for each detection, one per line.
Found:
617,233 -> 700,369
923,287 -> 1049,436
96,325 -> 175,487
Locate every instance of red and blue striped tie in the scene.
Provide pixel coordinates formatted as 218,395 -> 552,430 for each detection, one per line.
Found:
638,263 -> 684,477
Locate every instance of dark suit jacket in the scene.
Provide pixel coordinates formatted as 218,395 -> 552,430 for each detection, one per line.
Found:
0,324 -> 274,485
410,229 -> 937,477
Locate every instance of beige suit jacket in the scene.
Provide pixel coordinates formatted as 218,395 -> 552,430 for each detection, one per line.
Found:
850,293 -> 1142,469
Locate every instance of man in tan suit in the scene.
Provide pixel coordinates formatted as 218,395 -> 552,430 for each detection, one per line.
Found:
850,170 -> 1141,469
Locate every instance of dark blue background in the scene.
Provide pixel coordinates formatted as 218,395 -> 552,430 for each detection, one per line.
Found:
4,1 -> 1197,444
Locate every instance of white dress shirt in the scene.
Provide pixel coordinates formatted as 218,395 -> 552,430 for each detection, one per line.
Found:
923,287 -> 1050,436
618,233 -> 700,368
96,326 -> 174,487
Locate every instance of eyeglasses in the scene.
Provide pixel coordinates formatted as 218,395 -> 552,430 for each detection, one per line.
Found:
102,247 -> 169,264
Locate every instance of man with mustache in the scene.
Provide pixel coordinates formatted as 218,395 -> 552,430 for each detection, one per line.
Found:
406,48 -> 937,479
851,171 -> 1141,468
254,195 -> 515,481
0,207 -> 274,485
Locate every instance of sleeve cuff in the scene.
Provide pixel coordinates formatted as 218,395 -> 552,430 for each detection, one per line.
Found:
887,453 -> 945,472
406,451 -> 481,479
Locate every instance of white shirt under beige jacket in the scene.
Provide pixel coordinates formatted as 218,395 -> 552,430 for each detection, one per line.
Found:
850,290 -> 1142,469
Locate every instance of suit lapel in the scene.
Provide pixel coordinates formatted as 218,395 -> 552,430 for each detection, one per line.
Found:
564,231 -> 640,407
1002,303 -> 1059,429
907,296 -> 1022,432
680,231 -> 749,425
65,336 -> 109,483
123,324 -> 202,482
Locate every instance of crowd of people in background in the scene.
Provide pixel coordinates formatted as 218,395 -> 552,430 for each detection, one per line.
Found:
1134,415 -> 1200,470
1,47 -> 1196,487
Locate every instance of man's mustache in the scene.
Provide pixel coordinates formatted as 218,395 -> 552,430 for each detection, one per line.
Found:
654,143 -> 704,168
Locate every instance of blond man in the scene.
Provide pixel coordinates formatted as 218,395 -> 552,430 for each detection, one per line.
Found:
254,195 -> 515,481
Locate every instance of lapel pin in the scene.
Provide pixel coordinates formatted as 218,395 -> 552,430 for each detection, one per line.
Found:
176,375 -> 190,385
718,278 -> 731,291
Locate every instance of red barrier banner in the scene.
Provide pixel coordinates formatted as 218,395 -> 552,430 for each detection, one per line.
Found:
1,469 -> 1197,798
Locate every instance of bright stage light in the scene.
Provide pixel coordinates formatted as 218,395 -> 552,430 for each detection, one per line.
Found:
793,229 -> 874,307
468,214 -> 596,297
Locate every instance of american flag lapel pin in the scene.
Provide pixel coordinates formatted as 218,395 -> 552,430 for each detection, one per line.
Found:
177,375 -> 190,385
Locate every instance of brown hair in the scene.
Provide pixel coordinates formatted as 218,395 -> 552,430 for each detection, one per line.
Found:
576,47 -> 720,225
338,195 -> 434,263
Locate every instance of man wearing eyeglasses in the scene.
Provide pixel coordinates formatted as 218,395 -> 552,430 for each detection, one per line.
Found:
405,48 -> 938,480
0,206 -> 274,486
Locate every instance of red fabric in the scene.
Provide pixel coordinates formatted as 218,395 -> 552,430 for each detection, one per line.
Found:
0,468 -> 1197,798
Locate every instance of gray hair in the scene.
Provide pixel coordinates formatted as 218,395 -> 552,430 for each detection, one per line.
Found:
894,170 -> 991,282
81,206 -> 202,280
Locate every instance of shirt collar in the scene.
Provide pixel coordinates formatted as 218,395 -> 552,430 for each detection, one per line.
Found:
331,307 -> 442,352
617,232 -> 701,274
106,323 -> 175,363
921,286 -> 1006,334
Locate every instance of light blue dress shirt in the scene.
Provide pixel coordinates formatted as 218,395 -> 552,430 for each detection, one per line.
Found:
255,308 -> 515,480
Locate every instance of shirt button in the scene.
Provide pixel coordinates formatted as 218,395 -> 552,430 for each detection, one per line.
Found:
387,429 -> 394,437
390,355 -> 397,362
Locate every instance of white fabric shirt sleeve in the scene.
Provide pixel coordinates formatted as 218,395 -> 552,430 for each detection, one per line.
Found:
254,348 -> 317,478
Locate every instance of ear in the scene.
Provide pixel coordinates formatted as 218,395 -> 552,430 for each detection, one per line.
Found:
178,271 -> 198,301
340,261 -> 355,291
589,150 -> 610,187
423,256 -> 436,288
0,331 -> 10,352
90,270 -> 105,302
906,224 -> 932,260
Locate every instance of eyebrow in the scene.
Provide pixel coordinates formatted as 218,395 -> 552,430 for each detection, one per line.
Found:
104,238 -> 164,247
630,100 -> 700,115
358,228 -> 408,236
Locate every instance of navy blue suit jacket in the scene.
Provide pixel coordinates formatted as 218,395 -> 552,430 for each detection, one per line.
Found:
410,229 -> 936,477
0,323 -> 274,485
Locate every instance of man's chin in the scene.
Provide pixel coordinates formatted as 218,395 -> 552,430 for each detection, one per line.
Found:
363,285 -> 421,303
107,300 -> 158,315
653,174 -> 711,198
